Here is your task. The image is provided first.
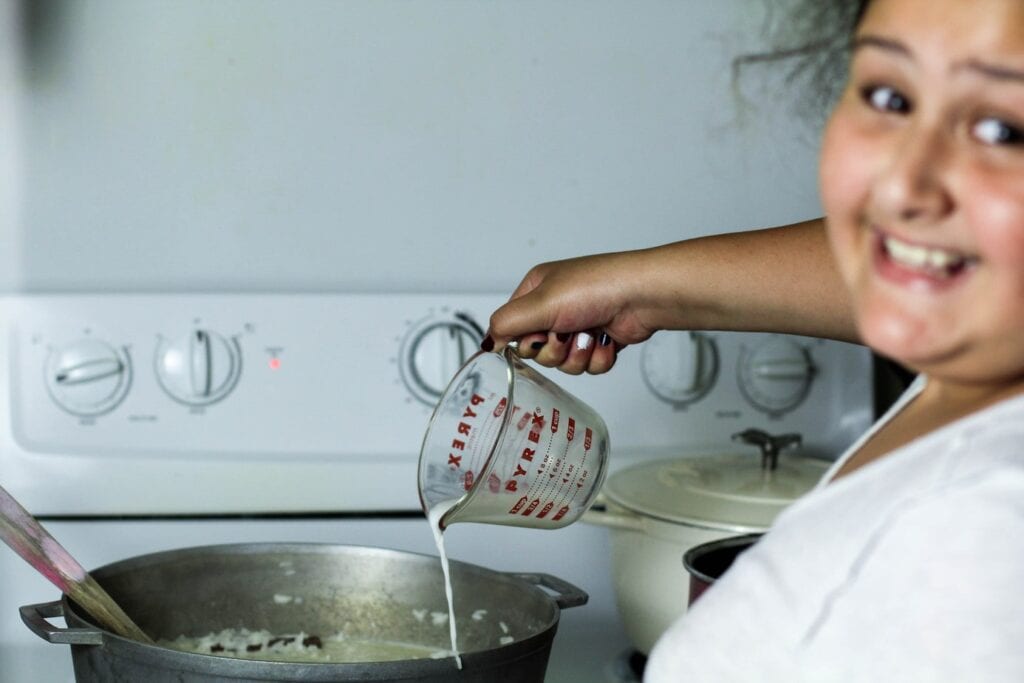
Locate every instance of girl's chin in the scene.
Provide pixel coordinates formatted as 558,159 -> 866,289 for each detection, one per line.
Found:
856,309 -> 942,370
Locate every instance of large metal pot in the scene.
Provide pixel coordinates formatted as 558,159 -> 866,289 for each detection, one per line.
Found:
584,432 -> 826,654
19,543 -> 586,682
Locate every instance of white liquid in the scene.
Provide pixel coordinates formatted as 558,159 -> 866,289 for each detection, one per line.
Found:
427,499 -> 463,670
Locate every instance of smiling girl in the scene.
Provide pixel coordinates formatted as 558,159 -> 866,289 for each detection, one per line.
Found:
484,0 -> 1024,679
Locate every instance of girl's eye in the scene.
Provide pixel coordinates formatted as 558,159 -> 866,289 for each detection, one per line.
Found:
973,117 -> 1024,146
860,85 -> 911,114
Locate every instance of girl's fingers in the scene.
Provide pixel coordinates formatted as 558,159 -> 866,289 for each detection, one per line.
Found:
533,332 -> 573,367
586,333 -> 619,374
484,328 -> 622,376
558,332 -> 597,375
513,332 -> 550,358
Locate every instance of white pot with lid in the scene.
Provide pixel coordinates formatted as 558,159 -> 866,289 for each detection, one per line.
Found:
582,429 -> 828,654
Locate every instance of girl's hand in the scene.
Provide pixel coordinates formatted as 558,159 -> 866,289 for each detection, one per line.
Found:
483,250 -> 659,375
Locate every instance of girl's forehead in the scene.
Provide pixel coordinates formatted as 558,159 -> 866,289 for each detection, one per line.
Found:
858,0 -> 1024,57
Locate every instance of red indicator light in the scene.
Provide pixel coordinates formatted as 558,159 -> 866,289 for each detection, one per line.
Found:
269,357 -> 281,370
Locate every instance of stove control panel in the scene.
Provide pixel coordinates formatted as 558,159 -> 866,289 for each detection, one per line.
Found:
0,294 -> 874,516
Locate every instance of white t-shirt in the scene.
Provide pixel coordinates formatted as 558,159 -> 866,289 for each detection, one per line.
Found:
645,376 -> 1024,682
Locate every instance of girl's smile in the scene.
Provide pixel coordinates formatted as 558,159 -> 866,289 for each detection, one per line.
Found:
873,227 -> 976,286
820,0 -> 1024,398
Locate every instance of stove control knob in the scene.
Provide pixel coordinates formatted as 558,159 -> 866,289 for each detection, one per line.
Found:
737,336 -> 816,415
400,312 -> 483,406
45,339 -> 132,416
640,331 -> 719,406
155,329 -> 242,406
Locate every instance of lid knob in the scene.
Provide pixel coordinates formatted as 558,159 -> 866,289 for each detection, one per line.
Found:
731,428 -> 802,471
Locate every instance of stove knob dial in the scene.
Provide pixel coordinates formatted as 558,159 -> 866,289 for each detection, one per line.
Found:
738,336 -> 816,415
155,329 -> 242,406
640,331 -> 719,406
45,339 -> 132,416
400,313 -> 483,406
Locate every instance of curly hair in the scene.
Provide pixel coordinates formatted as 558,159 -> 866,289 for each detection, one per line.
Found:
734,0 -> 872,122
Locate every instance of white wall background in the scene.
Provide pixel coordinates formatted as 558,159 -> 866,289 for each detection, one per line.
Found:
3,0 -> 822,293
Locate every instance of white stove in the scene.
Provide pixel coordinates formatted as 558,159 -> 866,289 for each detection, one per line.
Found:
0,293 -> 873,682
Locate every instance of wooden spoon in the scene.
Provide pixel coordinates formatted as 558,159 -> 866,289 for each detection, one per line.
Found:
0,484 -> 152,643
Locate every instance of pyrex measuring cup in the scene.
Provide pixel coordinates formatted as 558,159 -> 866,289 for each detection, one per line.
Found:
418,345 -> 610,530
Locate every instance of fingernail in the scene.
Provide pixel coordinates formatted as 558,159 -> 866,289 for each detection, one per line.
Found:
576,332 -> 593,351
480,335 -> 494,352
599,333 -> 611,347
531,340 -> 545,350
556,333 -> 570,343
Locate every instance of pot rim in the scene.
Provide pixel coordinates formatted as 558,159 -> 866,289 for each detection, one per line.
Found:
681,533 -> 763,585
599,497 -> 769,535
600,454 -> 826,530
49,542 -> 581,676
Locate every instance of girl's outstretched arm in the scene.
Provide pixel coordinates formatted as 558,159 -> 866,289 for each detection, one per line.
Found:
485,218 -> 859,375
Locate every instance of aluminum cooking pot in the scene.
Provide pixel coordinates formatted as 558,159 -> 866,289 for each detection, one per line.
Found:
19,543 -> 587,683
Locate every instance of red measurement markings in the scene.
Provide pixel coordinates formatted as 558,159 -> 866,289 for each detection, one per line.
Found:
525,412 -> 577,521
542,421 -> 596,522
552,425 -> 595,516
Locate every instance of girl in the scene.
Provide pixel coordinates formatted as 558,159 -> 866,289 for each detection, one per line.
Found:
484,0 -> 1024,679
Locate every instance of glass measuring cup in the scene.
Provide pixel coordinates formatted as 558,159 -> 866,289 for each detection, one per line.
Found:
418,345 -> 610,530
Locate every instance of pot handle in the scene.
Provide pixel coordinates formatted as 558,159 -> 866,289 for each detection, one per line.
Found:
580,503 -> 645,531
509,572 -> 588,610
20,600 -> 105,646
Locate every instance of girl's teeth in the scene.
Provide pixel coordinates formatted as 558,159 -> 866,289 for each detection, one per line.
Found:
883,236 -> 965,275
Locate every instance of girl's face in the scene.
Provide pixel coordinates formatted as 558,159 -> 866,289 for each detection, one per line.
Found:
820,0 -> 1024,390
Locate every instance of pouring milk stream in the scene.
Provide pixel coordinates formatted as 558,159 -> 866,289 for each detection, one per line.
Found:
418,344 -> 610,668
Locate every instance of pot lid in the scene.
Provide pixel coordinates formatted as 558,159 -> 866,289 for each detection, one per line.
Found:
602,452 -> 829,530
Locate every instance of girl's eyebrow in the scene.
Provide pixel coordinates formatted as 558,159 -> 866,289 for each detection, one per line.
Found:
957,59 -> 1024,85
851,34 -> 910,58
852,33 -> 1024,84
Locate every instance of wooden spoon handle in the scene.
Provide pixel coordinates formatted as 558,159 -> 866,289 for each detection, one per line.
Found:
0,485 -> 152,643
72,574 -> 152,643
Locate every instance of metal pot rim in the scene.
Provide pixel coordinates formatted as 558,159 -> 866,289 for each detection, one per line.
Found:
681,533 -> 762,585
40,542 -> 586,677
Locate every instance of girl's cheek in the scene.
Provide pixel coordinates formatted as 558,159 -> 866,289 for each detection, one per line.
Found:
967,176 -> 1024,267
818,118 -> 848,214
820,115 -> 868,222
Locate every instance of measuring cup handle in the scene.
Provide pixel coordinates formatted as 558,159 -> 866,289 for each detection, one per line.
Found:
20,600 -> 105,646
508,572 -> 589,610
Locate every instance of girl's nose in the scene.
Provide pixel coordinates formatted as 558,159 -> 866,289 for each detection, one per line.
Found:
872,123 -> 953,224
